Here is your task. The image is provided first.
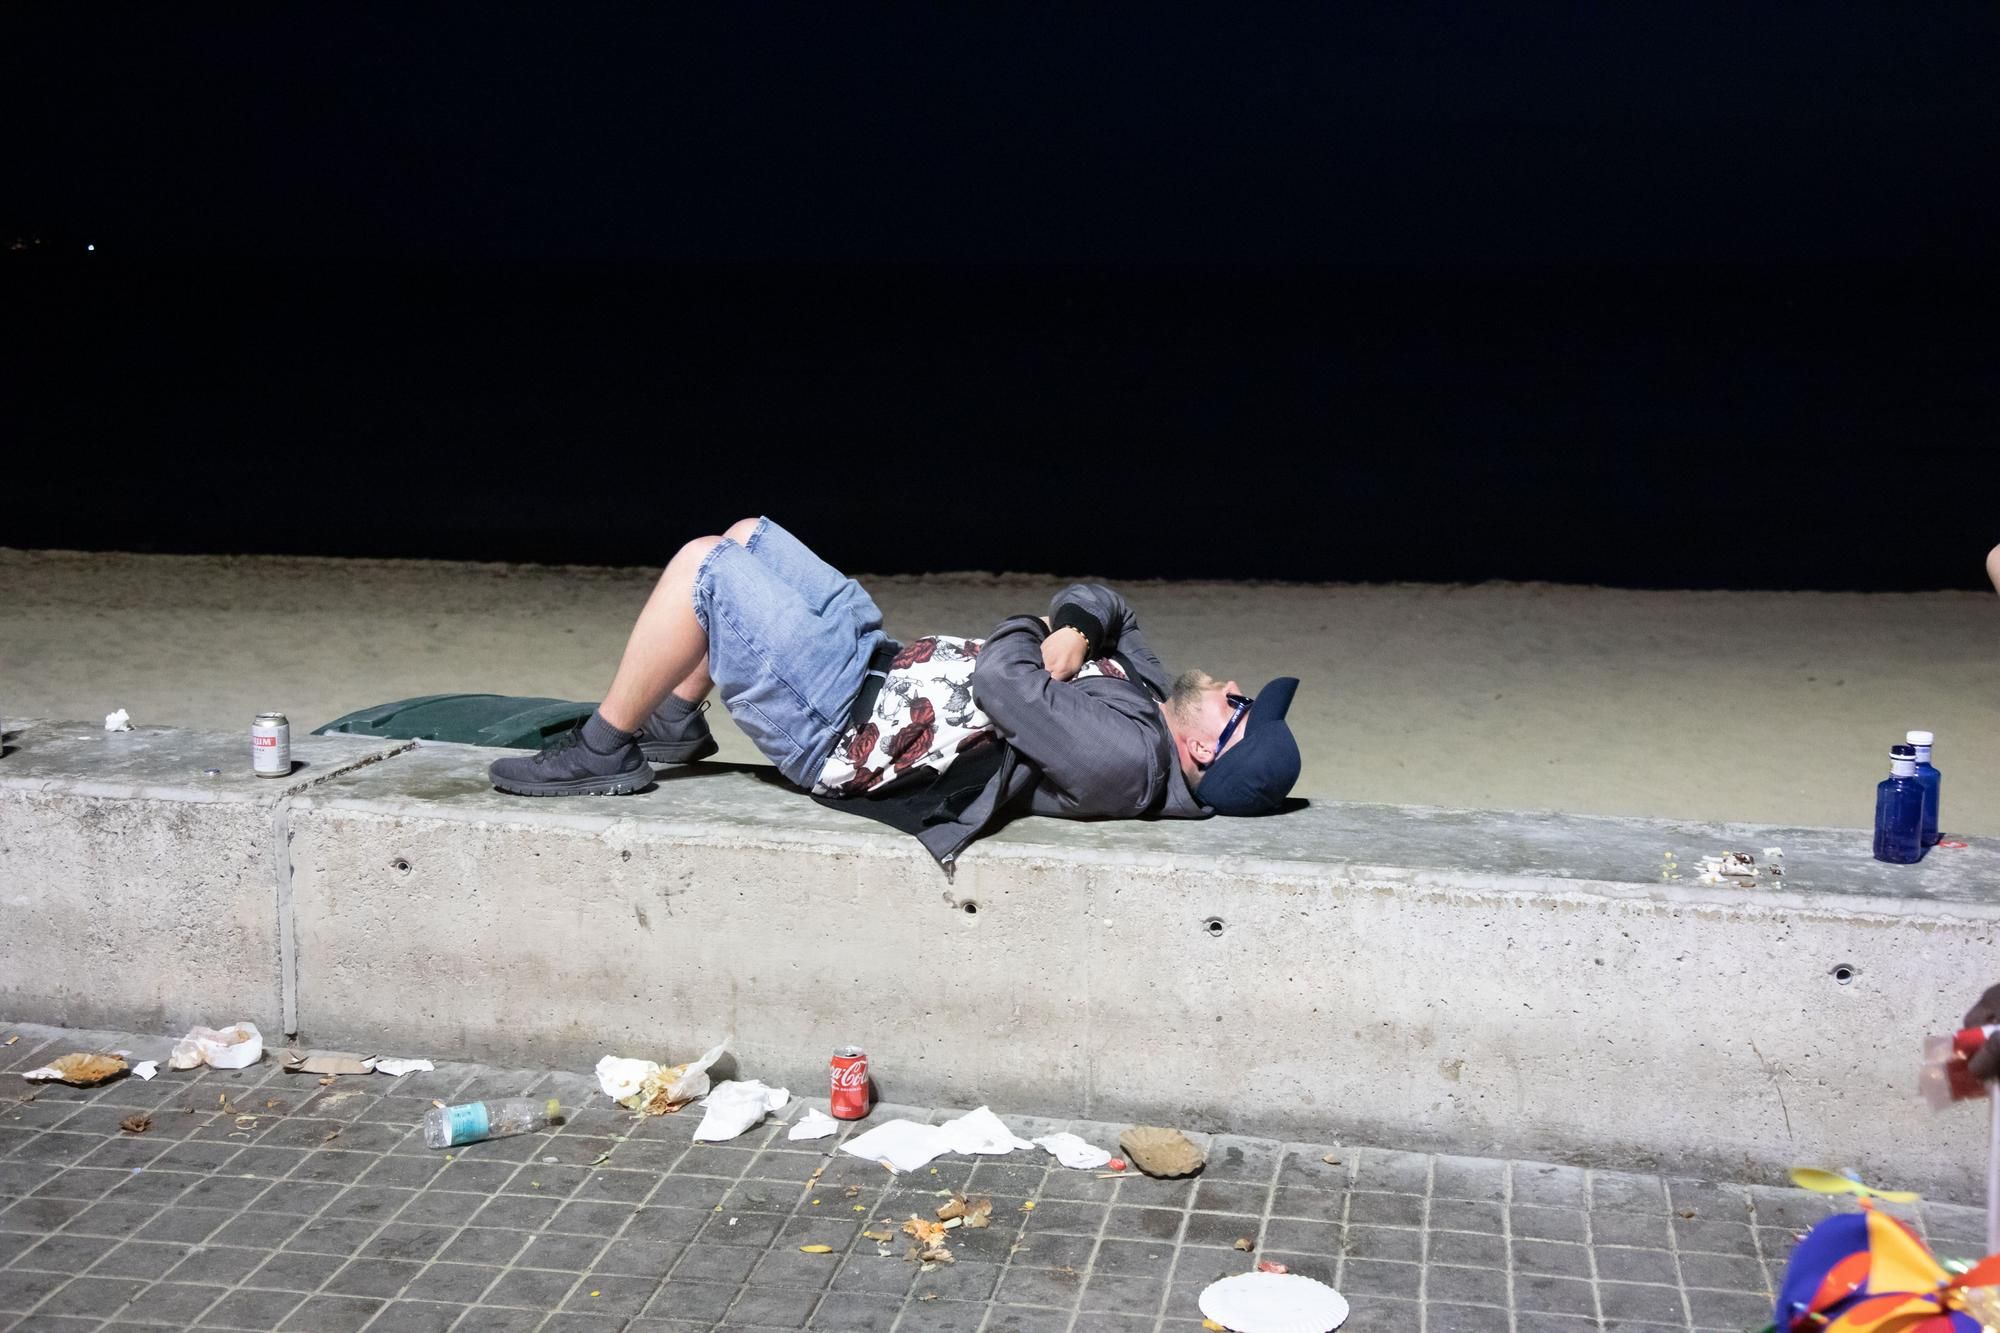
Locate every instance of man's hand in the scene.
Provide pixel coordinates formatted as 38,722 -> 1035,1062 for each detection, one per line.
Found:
1965,983 -> 2000,1081
1041,625 -> 1089,682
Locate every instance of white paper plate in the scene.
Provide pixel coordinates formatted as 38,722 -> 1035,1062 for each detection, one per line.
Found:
1198,1271 -> 1350,1333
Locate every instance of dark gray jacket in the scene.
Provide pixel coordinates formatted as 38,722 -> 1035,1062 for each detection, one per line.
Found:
834,583 -> 1211,874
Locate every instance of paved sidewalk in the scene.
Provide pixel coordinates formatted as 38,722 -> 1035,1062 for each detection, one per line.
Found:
0,1026 -> 1985,1333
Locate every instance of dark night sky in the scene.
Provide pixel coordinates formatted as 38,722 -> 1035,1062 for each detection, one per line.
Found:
7,6 -> 1998,586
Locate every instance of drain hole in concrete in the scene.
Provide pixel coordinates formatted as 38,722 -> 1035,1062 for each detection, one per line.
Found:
1203,917 -> 1225,937
1831,963 -> 1858,984
390,857 -> 412,874
960,900 -> 979,917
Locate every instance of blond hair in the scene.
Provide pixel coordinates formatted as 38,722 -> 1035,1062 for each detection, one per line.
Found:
1166,670 -> 1218,726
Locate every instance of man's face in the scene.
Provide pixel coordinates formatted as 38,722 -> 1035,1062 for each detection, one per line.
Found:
1196,680 -> 1250,768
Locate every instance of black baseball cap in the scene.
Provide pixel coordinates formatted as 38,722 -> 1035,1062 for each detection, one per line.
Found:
1196,677 -> 1302,816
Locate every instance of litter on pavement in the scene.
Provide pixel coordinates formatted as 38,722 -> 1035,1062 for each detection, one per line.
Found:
23,1052 -> 129,1086
169,1022 -> 263,1070
284,1049 -> 375,1076
372,1058 -> 434,1077
1119,1125 -> 1208,1177
596,1039 -> 729,1115
840,1106 -> 1036,1173
788,1107 -> 839,1141
103,709 -> 132,731
1032,1131 -> 1112,1169
1198,1270 -> 1350,1333
691,1079 -> 789,1142
595,1055 -> 658,1101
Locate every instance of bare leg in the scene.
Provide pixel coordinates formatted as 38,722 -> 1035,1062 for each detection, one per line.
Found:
648,519 -> 763,713
598,536 -> 724,732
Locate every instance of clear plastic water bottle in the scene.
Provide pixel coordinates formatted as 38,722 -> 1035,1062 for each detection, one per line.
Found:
1906,729 -> 1941,846
423,1097 -> 562,1149
1872,744 -> 1926,865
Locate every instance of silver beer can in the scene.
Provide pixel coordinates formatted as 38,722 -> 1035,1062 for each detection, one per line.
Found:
252,712 -> 291,777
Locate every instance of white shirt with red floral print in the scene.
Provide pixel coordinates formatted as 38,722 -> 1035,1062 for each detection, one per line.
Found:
814,636 -> 1132,797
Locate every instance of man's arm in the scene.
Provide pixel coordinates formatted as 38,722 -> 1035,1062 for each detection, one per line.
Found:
972,612 -> 1161,804
1043,583 -> 1169,690
1966,982 -> 2000,1080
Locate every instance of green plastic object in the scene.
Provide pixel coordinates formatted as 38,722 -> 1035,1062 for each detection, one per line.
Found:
314,694 -> 597,749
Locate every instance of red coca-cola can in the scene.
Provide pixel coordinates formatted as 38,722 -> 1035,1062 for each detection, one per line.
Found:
829,1045 -> 871,1120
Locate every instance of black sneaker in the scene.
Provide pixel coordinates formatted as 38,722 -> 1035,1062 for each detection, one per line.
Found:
637,699 -> 720,765
488,728 -> 652,797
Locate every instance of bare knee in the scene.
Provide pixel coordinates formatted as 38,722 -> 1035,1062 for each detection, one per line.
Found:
723,517 -> 762,546
669,534 -> 725,574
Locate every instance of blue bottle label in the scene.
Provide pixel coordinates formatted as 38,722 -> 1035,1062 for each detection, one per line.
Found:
444,1102 -> 490,1145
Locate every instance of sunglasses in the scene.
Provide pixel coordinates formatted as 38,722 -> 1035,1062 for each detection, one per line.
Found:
1194,692 -> 1254,771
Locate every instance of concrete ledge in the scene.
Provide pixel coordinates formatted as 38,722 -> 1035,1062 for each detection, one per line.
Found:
4,719 -> 1997,1201
0,720 -> 411,1035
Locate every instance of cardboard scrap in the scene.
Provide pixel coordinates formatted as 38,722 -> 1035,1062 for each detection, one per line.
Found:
284,1050 -> 376,1077
1118,1126 -> 1206,1178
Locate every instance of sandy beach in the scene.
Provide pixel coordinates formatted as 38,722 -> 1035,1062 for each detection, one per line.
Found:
3,548 -> 1993,836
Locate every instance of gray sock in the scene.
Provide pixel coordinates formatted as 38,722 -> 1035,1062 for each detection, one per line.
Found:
654,692 -> 705,722
580,710 -> 633,755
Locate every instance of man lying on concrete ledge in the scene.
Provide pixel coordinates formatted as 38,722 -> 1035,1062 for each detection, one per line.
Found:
488,517 -> 1301,871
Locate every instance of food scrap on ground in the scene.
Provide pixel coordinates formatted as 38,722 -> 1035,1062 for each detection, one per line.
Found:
902,1214 -> 954,1264
936,1194 -> 992,1229
23,1052 -> 128,1086
598,1039 -> 729,1116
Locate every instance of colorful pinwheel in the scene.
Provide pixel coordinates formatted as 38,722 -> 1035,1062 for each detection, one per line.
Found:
1773,1202 -> 2000,1331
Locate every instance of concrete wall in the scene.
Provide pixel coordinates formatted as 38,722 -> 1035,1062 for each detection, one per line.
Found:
0,721 -> 409,1035
5,718 -> 1997,1201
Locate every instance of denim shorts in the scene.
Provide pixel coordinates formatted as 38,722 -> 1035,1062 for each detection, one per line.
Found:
690,517 -> 891,787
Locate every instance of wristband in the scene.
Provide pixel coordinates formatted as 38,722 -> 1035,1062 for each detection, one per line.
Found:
1049,603 -> 1105,659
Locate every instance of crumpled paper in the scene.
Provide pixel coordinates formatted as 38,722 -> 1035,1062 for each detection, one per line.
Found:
637,1041 -> 728,1115
788,1107 -> 839,1141
840,1105 -> 1036,1173
104,709 -> 133,732
168,1022 -> 263,1071
1033,1132 -> 1112,1170
692,1080 -> 789,1143
595,1055 -> 659,1101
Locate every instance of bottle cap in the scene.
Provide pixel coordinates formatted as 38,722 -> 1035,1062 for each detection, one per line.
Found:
1890,743 -> 1915,758
1906,730 -> 1934,746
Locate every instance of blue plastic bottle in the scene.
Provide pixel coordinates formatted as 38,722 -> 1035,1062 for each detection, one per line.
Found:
1873,744 -> 1926,864
1905,729 -> 1941,846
